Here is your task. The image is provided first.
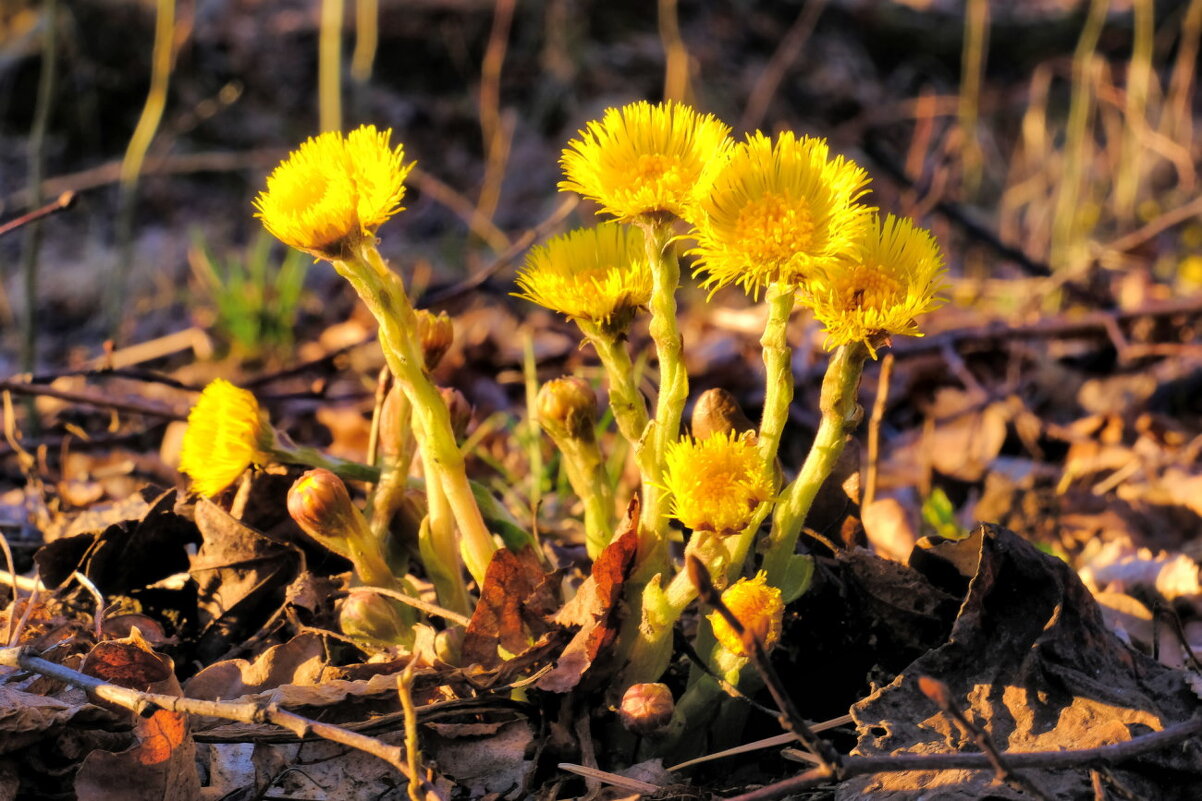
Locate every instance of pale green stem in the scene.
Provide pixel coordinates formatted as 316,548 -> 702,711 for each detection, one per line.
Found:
367,389 -> 416,569
548,432 -> 614,559
756,283 -> 796,472
334,241 -> 497,586
761,342 -> 868,586
642,220 -> 687,538
417,444 -> 473,617
577,322 -> 650,452
276,443 -> 381,484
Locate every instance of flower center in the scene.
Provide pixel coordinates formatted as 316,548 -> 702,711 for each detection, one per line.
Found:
732,193 -> 815,271
842,264 -> 902,310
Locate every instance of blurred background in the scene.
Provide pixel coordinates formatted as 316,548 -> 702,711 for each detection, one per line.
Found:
1,0 -> 1198,372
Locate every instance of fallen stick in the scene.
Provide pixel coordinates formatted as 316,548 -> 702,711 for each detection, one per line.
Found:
0,645 -> 444,800
722,713 -> 1202,801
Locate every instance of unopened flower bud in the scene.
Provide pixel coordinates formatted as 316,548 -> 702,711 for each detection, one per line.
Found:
415,310 -> 454,370
377,383 -> 410,462
618,683 -> 674,736
439,387 -> 472,441
537,376 -> 598,442
287,469 -> 371,559
709,572 -> 784,658
692,388 -> 756,441
340,588 -> 410,646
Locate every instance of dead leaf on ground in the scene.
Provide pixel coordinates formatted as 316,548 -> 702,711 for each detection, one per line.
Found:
75,629 -> 202,801
842,524 -> 1202,801
462,545 -> 559,669
537,499 -> 639,693
188,494 -> 303,664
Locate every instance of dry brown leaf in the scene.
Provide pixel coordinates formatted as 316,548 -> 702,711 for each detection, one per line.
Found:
843,524 -> 1202,800
74,629 -> 201,801
462,546 -> 558,669
537,498 -> 640,693
183,633 -> 325,701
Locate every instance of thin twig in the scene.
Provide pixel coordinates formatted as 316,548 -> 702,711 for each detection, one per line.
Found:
0,192 -> 74,239
721,714 -> 1202,801
0,645 -> 443,799
7,575 -> 41,647
422,195 -> 579,307
0,379 -> 186,420
918,676 -> 1054,800
70,571 -> 106,643
353,585 -> 472,628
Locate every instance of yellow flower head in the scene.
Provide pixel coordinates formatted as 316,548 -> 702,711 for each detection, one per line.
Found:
178,379 -> 275,497
663,431 -> 774,535
691,131 -> 871,298
254,125 -> 413,258
805,214 -> 946,355
514,223 -> 652,332
709,572 -> 784,657
559,101 -> 732,221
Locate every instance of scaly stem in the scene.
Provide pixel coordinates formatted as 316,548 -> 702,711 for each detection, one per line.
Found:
334,241 -> 497,586
756,283 -> 796,470
578,323 -> 650,452
638,218 -> 685,573
762,342 -> 868,587
281,443 -> 381,484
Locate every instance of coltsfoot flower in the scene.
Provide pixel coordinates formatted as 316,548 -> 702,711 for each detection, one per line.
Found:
805,213 -> 946,355
514,223 -> 652,332
663,431 -> 774,535
254,125 -> 413,258
709,571 -> 784,658
691,131 -> 871,298
559,101 -> 732,221
179,379 -> 274,497
619,682 -> 675,736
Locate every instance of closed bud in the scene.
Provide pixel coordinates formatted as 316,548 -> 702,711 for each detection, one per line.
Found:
416,310 -> 454,370
618,683 -> 674,736
340,588 -> 411,646
377,383 -> 410,461
692,388 -> 756,441
439,387 -> 472,441
288,469 -> 370,557
537,376 -> 598,442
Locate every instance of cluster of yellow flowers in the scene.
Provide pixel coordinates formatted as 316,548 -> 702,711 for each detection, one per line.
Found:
520,100 -> 945,351
176,102 -> 949,675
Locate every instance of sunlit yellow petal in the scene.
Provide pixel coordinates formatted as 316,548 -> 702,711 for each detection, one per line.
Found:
805,214 -> 946,354
691,131 -> 871,298
514,223 -> 652,329
346,125 -> 413,232
708,572 -> 784,657
255,125 -> 413,257
559,101 -> 733,221
178,379 -> 275,497
662,431 -> 774,535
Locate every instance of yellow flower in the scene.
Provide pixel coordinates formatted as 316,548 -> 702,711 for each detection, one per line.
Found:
690,131 -> 871,298
178,379 -> 275,497
805,214 -> 946,355
514,223 -> 652,330
559,101 -> 732,221
663,431 -> 774,535
709,572 -> 784,658
254,125 -> 413,257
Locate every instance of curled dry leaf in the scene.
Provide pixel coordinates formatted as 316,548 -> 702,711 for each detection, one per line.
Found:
843,524 -> 1202,801
462,546 -> 559,669
537,498 -> 640,693
74,628 -> 202,801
